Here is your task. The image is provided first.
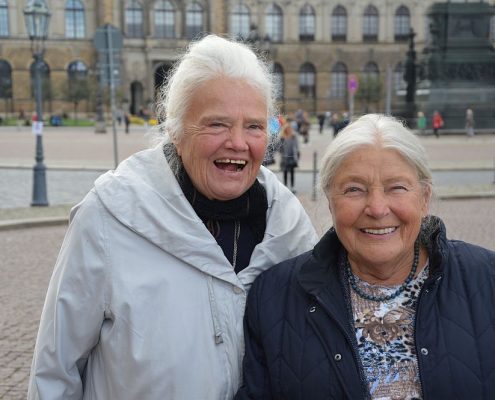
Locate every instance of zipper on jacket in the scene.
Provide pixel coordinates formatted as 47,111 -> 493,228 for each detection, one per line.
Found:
207,276 -> 224,344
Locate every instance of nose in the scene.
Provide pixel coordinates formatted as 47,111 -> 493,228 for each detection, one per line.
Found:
364,188 -> 390,218
226,126 -> 249,151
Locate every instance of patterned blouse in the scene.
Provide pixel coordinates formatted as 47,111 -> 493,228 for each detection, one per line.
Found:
349,264 -> 429,400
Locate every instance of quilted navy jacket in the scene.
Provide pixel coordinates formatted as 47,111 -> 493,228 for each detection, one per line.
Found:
236,216 -> 495,399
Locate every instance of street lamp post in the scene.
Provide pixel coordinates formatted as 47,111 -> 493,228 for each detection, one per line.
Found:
24,0 -> 51,206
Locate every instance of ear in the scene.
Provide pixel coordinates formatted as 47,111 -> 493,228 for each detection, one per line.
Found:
421,184 -> 432,217
173,137 -> 182,157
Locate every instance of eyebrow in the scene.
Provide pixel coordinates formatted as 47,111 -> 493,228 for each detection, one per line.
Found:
199,115 -> 267,126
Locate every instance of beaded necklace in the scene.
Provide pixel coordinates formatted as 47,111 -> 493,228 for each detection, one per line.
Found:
346,238 -> 420,302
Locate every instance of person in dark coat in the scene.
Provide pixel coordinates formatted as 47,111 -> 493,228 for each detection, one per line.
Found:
279,122 -> 299,192
236,113 -> 495,400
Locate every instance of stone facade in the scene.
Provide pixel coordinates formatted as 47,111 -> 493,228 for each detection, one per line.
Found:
0,0 -> 493,117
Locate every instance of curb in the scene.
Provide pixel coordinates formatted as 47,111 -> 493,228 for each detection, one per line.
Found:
0,217 -> 68,231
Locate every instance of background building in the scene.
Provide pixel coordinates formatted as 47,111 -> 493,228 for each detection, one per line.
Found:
0,0 -> 494,118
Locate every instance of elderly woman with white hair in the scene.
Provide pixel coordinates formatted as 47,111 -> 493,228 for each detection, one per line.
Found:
28,35 -> 317,399
236,114 -> 495,399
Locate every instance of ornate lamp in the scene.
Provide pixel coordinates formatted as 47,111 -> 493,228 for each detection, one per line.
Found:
24,0 -> 51,206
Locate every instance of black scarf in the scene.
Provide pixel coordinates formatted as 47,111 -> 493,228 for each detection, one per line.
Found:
163,143 -> 268,244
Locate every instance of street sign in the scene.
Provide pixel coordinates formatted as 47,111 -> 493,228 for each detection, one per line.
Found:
348,74 -> 359,95
93,24 -> 123,52
93,25 -> 123,87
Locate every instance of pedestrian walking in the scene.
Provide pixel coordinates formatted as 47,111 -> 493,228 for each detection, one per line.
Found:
279,121 -> 299,193
416,111 -> 426,135
465,108 -> 475,137
299,110 -> 310,143
27,34 -> 318,400
432,110 -> 443,138
124,112 -> 130,134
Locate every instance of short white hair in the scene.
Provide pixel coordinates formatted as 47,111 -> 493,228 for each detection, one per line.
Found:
154,34 -> 276,143
320,114 -> 433,194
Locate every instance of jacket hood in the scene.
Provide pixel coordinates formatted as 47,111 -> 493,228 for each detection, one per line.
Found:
93,145 -> 315,287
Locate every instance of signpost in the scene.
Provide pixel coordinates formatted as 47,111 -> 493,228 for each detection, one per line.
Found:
348,74 -> 358,118
93,24 -> 123,168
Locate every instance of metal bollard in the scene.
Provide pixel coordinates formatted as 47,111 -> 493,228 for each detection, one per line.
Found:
312,151 -> 318,201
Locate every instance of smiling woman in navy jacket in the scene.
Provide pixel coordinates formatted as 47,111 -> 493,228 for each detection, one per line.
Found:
236,114 -> 495,400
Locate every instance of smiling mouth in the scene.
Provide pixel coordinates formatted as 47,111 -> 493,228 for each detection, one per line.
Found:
361,227 -> 397,235
214,158 -> 247,172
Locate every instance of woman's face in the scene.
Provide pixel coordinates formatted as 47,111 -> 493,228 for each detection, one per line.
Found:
175,77 -> 268,201
327,146 -> 430,271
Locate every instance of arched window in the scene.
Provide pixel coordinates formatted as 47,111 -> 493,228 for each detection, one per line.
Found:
30,60 -> 51,99
331,5 -> 347,42
299,4 -> 315,42
155,0 -> 175,38
0,60 -> 12,100
331,62 -> 347,98
272,63 -> 284,101
299,62 -> 316,98
229,4 -> 250,39
394,62 -> 405,91
363,5 -> 378,42
65,0 -> 85,38
394,5 -> 410,41
126,0 -> 144,38
68,60 -> 87,80
0,0 -> 9,37
265,4 -> 283,42
363,61 -> 379,84
186,2 -> 204,39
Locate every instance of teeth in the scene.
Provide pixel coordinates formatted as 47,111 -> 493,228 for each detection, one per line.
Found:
216,159 -> 246,165
362,227 -> 396,235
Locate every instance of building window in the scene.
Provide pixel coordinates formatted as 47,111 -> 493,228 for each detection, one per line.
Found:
331,5 -> 347,42
363,61 -> 379,80
186,2 -> 203,39
155,0 -> 175,38
65,0 -> 85,38
126,0 -> 144,38
394,62 -> 405,91
272,63 -> 284,101
299,4 -> 315,42
0,0 -> 9,37
363,5 -> 378,42
0,60 -> 12,101
394,5 -> 410,41
299,62 -> 315,98
68,60 -> 87,80
229,4 -> 250,40
331,62 -> 347,98
265,3 -> 283,42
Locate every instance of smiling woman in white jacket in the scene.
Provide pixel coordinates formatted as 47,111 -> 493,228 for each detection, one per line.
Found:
28,35 -> 317,400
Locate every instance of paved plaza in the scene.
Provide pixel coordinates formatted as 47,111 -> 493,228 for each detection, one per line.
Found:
1,124 -> 495,398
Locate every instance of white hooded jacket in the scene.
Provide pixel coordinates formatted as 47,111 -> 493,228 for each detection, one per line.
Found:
28,145 -> 318,400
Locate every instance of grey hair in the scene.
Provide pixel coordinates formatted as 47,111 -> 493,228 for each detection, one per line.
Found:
154,34 -> 276,147
319,114 -> 433,194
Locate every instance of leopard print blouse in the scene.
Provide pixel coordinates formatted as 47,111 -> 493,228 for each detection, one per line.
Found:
349,263 -> 429,400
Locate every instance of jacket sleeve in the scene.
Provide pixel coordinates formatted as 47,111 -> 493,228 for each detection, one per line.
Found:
28,194 -> 108,400
235,279 -> 273,400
